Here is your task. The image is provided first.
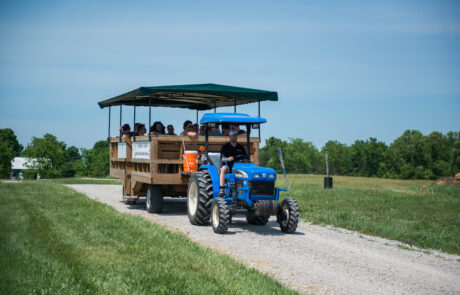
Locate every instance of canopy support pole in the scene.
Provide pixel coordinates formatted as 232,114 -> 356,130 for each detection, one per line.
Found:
258,100 -> 261,141
149,95 -> 152,141
234,97 -> 236,113
108,105 -> 111,140
196,110 -> 198,125
119,105 -> 122,142
133,97 -> 136,141
214,101 -> 216,113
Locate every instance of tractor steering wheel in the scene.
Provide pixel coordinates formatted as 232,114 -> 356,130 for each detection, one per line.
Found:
233,154 -> 249,163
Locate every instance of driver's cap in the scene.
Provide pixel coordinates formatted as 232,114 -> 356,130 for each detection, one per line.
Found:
229,130 -> 238,136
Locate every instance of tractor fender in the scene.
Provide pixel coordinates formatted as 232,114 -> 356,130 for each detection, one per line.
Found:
199,165 -> 220,199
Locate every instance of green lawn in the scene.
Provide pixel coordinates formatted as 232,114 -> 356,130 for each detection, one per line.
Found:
0,181 -> 297,295
277,175 -> 460,254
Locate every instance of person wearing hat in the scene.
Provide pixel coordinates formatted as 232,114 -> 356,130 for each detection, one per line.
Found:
219,130 -> 247,197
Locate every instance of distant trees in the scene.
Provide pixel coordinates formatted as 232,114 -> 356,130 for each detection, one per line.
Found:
22,133 -> 67,178
80,140 -> 109,177
0,129 -> 23,178
2,127 -> 458,180
260,130 -> 459,180
17,133 -> 109,179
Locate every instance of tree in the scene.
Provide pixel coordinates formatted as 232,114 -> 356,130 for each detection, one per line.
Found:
283,138 -> 320,174
0,129 -> 23,178
80,140 -> 109,177
22,133 -> 66,178
350,138 -> 387,177
60,146 -> 82,177
321,140 -> 351,175
389,130 -> 432,179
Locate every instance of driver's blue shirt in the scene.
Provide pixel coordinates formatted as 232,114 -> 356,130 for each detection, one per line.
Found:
221,142 -> 247,170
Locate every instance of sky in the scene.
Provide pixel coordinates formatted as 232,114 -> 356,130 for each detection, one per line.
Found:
1,0 -> 459,150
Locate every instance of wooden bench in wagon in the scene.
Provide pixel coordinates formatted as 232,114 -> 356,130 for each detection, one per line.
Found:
98,83 -> 278,212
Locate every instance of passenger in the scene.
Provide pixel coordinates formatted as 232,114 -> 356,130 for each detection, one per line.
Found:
199,125 -> 205,136
167,124 -> 176,135
192,123 -> 199,133
150,121 -> 165,135
221,123 -> 230,136
219,130 -> 248,196
135,123 -> 147,136
119,124 -> 133,138
180,120 -> 197,137
208,125 -> 222,136
231,124 -> 246,135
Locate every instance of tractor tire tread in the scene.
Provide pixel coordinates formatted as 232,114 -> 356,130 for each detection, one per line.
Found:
212,198 -> 230,234
278,198 -> 299,233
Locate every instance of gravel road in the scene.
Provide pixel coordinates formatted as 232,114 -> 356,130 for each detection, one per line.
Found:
68,184 -> 460,295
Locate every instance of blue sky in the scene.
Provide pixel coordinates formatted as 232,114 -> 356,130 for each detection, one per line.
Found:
1,0 -> 459,149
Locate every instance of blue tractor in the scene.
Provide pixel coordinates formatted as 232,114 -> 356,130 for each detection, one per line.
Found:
187,113 -> 299,234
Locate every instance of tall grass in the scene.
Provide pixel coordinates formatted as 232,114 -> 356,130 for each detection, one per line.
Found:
0,181 -> 297,295
278,175 -> 460,254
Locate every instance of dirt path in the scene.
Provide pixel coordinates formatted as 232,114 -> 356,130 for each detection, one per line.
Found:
68,184 -> 460,295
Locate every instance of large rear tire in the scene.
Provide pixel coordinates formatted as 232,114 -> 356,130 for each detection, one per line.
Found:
246,213 -> 270,225
187,171 -> 213,225
277,198 -> 299,233
146,185 -> 163,213
211,198 -> 230,234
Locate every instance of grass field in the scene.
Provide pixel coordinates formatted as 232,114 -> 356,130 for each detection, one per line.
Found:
0,181 -> 297,295
277,175 -> 460,254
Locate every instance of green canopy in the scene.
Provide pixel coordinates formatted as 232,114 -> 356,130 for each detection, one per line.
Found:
98,83 -> 278,110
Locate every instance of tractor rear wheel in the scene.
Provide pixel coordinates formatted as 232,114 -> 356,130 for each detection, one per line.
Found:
246,213 -> 270,225
211,198 -> 230,234
187,171 -> 213,225
146,185 -> 163,213
277,198 -> 299,233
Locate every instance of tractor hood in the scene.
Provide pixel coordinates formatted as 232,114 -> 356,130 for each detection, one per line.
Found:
232,163 -> 277,181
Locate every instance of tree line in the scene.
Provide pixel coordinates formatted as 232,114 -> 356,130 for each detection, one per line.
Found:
260,130 -> 460,179
0,129 -> 109,179
1,128 -> 459,180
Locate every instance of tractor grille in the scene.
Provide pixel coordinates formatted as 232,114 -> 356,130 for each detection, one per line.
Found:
249,181 -> 275,196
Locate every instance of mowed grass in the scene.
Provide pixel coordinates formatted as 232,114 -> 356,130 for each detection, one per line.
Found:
0,181 -> 297,295
277,175 -> 460,254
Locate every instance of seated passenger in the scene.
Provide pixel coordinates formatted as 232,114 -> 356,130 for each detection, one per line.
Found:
135,123 -> 147,136
208,126 -> 222,136
180,120 -> 197,137
119,123 -> 133,138
219,130 -> 248,197
221,123 -> 230,136
150,121 -> 165,135
199,124 -> 205,136
167,124 -> 176,135
231,124 -> 246,135
192,124 -> 199,133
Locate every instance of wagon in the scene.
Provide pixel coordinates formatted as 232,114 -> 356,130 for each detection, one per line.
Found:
98,83 -> 278,212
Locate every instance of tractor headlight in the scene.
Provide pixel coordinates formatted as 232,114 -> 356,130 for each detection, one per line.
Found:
234,170 -> 248,178
254,173 -> 260,179
268,173 -> 275,179
262,173 -> 267,178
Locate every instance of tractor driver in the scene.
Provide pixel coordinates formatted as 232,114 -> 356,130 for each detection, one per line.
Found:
219,129 -> 247,197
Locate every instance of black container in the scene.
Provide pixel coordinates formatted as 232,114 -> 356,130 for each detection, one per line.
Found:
324,177 -> 333,189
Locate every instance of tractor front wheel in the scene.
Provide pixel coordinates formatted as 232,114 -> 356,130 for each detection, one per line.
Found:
212,198 -> 230,234
246,213 -> 270,225
277,198 -> 299,233
187,172 -> 213,225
